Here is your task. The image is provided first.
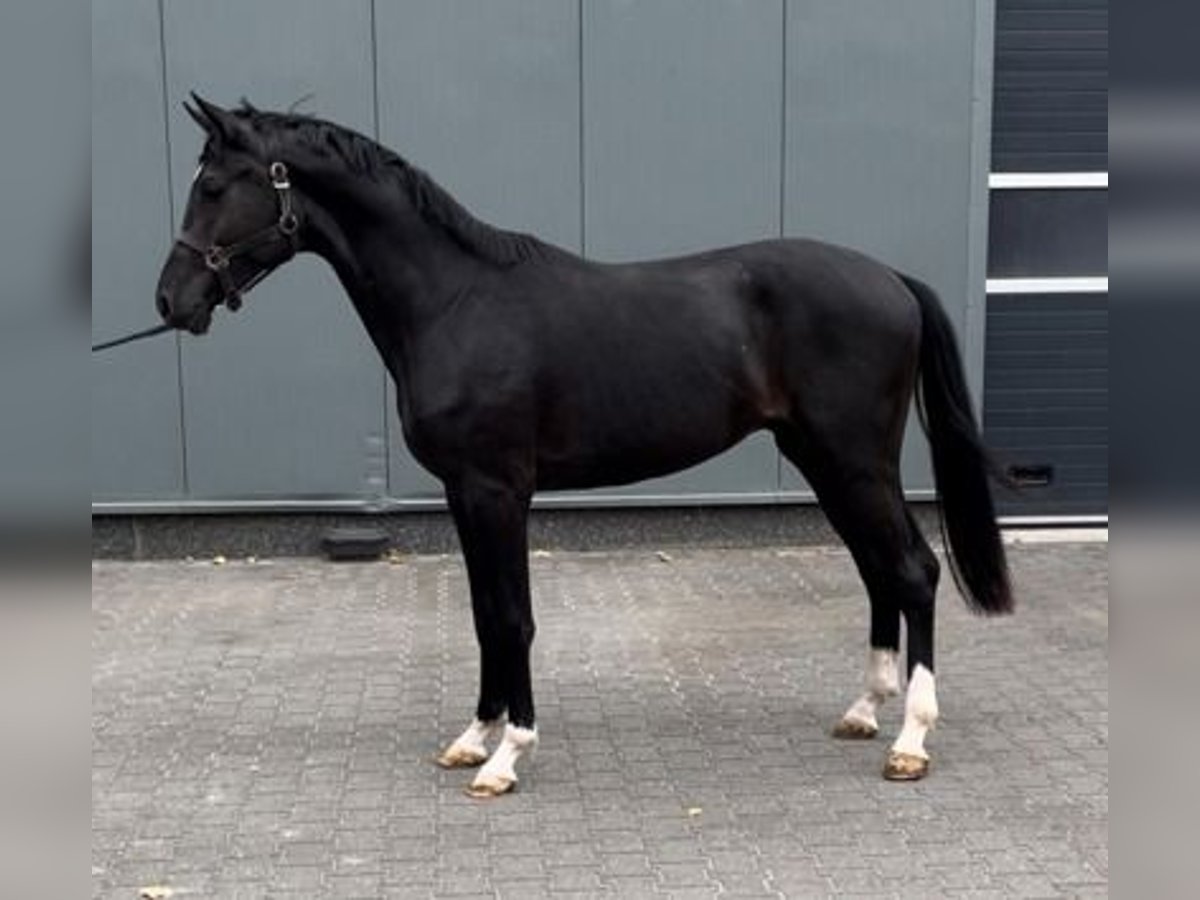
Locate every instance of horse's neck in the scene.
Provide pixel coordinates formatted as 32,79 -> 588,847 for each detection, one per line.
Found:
298,168 -> 478,368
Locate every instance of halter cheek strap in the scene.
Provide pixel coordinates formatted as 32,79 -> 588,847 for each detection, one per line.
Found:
176,161 -> 300,311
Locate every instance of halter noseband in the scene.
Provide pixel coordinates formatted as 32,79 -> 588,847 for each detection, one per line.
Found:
176,161 -> 300,312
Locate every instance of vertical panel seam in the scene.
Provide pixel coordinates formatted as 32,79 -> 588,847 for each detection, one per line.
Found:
157,0 -> 190,497
577,0 -> 586,257
369,0 -> 391,499
776,0 -> 788,495
369,0 -> 381,141
966,0 -> 996,418
778,0 -> 788,240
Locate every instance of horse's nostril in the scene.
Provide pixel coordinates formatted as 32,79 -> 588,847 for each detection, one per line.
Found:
156,293 -> 170,319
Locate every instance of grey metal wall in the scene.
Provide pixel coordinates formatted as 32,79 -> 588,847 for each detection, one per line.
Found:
92,0 -> 994,511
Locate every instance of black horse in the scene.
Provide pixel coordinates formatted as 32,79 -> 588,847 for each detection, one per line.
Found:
155,96 -> 1011,796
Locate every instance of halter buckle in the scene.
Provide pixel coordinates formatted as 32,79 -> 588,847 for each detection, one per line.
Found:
269,161 -> 291,190
204,246 -> 229,270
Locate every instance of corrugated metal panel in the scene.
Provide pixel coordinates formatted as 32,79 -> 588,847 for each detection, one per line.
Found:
92,0 -> 185,501
375,0 -> 582,251
374,0 -> 582,500
579,0 -> 783,498
582,0 -> 783,260
992,0 -> 1108,172
782,0 -> 983,495
984,293 -> 1108,515
161,0 -> 387,500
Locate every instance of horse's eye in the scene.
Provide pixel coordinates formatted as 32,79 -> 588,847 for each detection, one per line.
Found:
198,177 -> 223,199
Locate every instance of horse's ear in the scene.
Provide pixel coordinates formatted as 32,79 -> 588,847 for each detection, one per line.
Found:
188,92 -> 252,149
184,98 -> 211,133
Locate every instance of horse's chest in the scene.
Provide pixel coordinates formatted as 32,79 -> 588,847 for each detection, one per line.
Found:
394,368 -> 531,476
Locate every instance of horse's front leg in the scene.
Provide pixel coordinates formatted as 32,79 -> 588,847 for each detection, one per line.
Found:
434,556 -> 507,769
439,478 -> 538,798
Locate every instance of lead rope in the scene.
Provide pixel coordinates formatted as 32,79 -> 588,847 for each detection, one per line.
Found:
92,322 -> 174,353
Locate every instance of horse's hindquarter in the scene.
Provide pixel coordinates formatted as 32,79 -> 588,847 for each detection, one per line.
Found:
530,256 -> 781,490
736,239 -> 924,448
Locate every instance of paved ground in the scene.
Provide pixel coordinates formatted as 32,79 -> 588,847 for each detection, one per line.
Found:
93,537 -> 1107,899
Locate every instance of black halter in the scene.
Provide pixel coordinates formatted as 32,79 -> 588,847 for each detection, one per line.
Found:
176,161 -> 300,311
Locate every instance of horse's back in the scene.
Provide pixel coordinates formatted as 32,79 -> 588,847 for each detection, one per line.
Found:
577,236 -> 922,356
635,237 -> 924,402
729,239 -> 919,326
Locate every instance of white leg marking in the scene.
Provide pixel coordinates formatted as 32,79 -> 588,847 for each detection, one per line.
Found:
453,718 -> 505,756
468,724 -> 538,797
839,648 -> 900,732
891,664 -> 938,760
437,717 -> 504,768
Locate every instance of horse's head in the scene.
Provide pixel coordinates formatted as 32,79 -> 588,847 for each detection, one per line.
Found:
155,94 -> 300,334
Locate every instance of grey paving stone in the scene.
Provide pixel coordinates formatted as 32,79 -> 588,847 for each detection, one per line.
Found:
93,542 -> 1108,899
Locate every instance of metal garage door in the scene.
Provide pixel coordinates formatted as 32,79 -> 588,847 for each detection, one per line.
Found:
984,0 -> 1108,518
985,292 -> 1107,516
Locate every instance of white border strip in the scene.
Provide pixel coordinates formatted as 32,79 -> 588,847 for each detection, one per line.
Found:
999,514 -> 1108,528
986,276 -> 1108,295
92,502 -> 1109,535
1003,527 -> 1108,544
989,172 -> 1108,190
91,490 -> 940,516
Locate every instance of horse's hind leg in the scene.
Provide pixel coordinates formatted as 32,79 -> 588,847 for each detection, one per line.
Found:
831,633 -> 901,740
886,506 -> 941,779
776,430 -> 940,780
828,481 -> 940,780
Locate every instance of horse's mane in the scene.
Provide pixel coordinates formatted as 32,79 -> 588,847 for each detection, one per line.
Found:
231,103 -> 546,268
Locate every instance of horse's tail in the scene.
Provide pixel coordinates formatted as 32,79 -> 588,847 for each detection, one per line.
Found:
899,272 -> 1014,615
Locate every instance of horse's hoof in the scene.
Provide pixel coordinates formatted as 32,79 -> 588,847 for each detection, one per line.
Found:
436,745 -> 489,769
883,750 -> 929,781
464,774 -> 515,799
831,718 -> 878,740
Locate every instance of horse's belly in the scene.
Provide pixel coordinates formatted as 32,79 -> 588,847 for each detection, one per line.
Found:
534,396 -> 760,491
536,440 -> 750,491
532,281 -> 778,490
